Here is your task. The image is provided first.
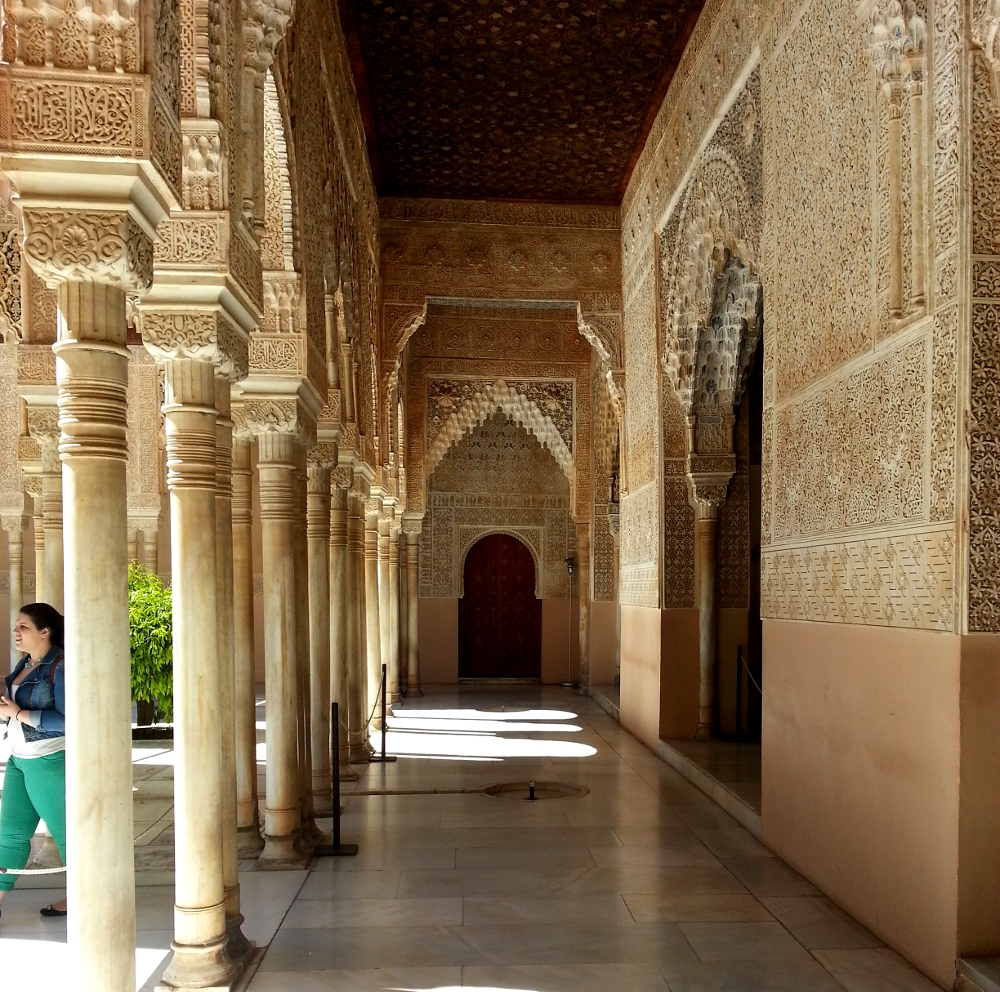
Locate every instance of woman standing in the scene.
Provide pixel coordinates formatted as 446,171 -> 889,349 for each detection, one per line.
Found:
0,602 -> 67,919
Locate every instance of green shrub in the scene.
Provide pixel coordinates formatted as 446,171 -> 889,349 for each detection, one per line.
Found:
128,562 -> 173,723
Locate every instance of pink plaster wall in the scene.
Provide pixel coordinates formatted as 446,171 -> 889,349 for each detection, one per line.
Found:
762,619 -> 961,987
620,603 -> 661,750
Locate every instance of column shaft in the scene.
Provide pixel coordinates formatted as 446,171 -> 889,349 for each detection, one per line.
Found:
160,357 -> 233,988
4,521 -> 24,668
307,462 -> 332,815
32,498 -> 44,602
347,492 -> 369,760
256,431 -> 303,864
388,525 -> 400,702
695,506 -> 720,740
377,513 -> 392,705
405,531 -> 421,696
232,436 -> 263,856
576,523 -> 591,693
56,282 -> 136,992
215,375 -> 248,961
329,481 -> 353,778
41,451 -> 64,611
364,504 -> 383,730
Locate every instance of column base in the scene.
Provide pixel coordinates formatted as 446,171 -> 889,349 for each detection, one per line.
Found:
694,722 -> 718,741
339,761 -> 360,782
225,911 -> 252,966
237,824 -> 265,859
406,685 -> 423,697
256,832 -> 311,869
156,935 -> 238,992
312,790 -> 334,818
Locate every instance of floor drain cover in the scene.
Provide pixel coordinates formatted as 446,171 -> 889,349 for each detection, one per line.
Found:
483,781 -> 589,801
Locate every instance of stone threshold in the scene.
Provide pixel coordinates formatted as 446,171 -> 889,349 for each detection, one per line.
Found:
959,957 -> 1000,992
589,684 -> 762,840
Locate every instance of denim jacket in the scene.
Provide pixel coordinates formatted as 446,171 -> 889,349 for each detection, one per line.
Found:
3,646 -> 65,741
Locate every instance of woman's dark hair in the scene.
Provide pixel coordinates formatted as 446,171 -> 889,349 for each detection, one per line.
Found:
18,602 -> 64,649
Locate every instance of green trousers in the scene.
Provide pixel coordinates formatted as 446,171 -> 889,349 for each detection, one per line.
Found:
0,751 -> 66,892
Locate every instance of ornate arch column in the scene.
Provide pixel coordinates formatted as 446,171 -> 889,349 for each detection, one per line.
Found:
378,500 -> 395,704
230,404 -> 263,855
402,515 -> 423,697
25,406 -> 62,610
389,513 -> 402,702
330,465 -> 356,778
365,493 -> 384,730
2,512 -> 26,665
348,473 -> 372,759
307,442 -> 334,816
245,398 -> 315,866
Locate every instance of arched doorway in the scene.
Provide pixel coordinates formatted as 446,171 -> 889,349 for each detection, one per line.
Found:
459,534 -> 541,680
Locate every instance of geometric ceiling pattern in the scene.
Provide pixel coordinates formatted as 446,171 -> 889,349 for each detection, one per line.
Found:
339,0 -> 706,203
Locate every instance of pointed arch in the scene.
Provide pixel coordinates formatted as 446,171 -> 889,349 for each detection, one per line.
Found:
425,380 -> 574,487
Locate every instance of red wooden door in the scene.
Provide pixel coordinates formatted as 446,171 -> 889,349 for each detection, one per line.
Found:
459,534 -> 541,679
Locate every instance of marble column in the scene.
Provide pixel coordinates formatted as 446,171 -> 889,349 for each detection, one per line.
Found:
694,503 -> 720,740
347,484 -> 370,761
405,526 -> 422,696
3,517 -> 25,668
575,522 -> 591,693
377,507 -> 393,705
307,451 -> 333,816
294,447 -> 319,846
255,429 -> 304,865
38,436 -> 64,611
608,507 -> 621,685
159,357 -> 234,989
51,276 -> 139,992
144,527 -> 160,576
364,498 -> 383,730
388,521 -> 401,703
214,374 -> 249,962
31,492 -> 44,602
232,432 -> 263,856
329,469 -> 355,779
398,533 -> 408,694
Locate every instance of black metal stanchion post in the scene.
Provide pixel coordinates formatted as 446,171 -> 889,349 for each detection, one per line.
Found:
315,701 -> 358,857
370,663 -> 397,763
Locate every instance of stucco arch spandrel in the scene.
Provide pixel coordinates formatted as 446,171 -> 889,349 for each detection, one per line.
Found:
424,380 -> 575,487
458,528 -> 543,600
660,154 -> 759,416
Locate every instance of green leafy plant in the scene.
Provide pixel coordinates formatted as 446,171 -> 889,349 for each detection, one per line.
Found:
128,562 -> 173,723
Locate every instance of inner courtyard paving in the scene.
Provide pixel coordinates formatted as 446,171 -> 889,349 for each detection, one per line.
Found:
0,687 -> 940,991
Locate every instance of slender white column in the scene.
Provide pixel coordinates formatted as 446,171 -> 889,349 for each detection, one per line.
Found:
388,522 -> 401,703
575,522 -> 591,694
159,357 -> 234,989
214,374 -> 249,962
55,279 -> 137,992
377,508 -> 393,705
256,430 -> 304,864
40,439 -> 64,611
32,494 -> 44,602
364,498 -> 383,730
398,533 -> 408,694
347,486 -> 370,760
232,433 -> 263,856
405,526 -> 422,696
307,454 -> 332,816
293,447 -> 319,846
329,471 -> 355,778
144,527 -> 160,576
695,503 -> 720,740
3,517 -> 25,668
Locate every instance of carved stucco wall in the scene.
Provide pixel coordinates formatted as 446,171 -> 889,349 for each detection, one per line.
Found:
622,0 -> 963,632
421,411 -> 577,601
406,302 -> 594,524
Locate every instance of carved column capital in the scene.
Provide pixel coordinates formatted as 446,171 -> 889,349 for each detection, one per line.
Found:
686,453 -> 735,513
137,308 -> 249,381
332,465 -> 354,492
307,441 -> 337,474
242,396 -> 316,448
21,209 -> 153,292
401,514 -> 423,537
243,0 -> 293,75
26,405 -> 60,472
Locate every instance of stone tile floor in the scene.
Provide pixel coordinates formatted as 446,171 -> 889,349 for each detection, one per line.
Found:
0,686 -> 944,991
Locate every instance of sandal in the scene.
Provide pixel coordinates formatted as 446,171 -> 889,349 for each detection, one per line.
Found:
39,905 -> 67,917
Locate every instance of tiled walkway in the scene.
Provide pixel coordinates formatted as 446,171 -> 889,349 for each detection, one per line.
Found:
251,687 -> 941,992
0,686 -> 944,991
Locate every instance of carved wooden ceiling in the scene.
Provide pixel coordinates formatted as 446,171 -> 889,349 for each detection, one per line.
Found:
339,0 -> 706,203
